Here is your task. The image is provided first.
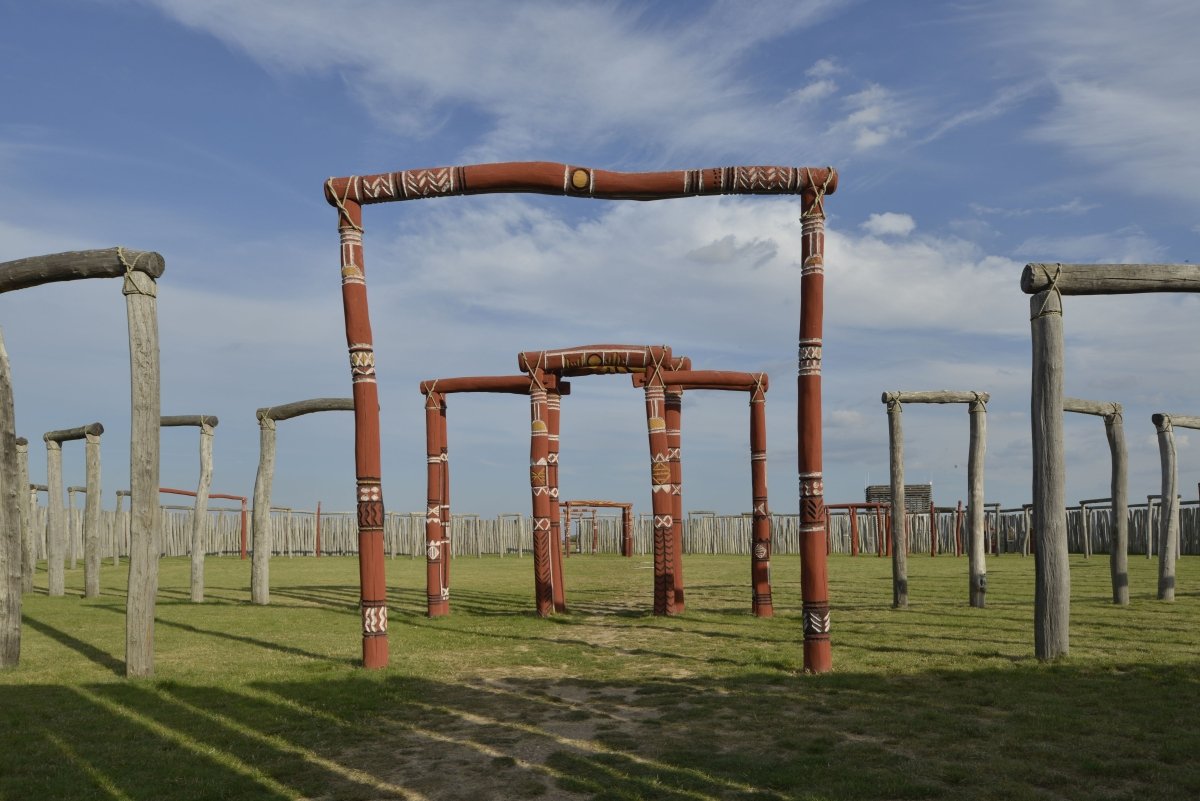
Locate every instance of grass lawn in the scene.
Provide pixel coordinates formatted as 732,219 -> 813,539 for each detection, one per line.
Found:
1,550 -> 1197,800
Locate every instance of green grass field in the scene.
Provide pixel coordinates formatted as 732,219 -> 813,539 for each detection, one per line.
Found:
2,551 -> 1197,800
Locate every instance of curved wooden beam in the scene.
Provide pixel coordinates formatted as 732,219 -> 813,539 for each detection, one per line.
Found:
1063,398 -> 1121,418
881,391 -> 990,405
1021,263 -> 1200,295
326,162 -> 838,206
518,344 -> 673,376
44,423 -> 104,442
633,370 -> 769,392
256,398 -> 354,422
1153,413 -> 1200,431
0,248 -> 165,294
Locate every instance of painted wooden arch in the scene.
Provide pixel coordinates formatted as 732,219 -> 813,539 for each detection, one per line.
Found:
326,161 -> 837,671
419,374 -> 571,618
632,369 -> 774,616
561,500 -> 634,558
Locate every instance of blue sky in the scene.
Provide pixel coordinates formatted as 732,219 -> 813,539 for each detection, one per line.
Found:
1,0 -> 1197,518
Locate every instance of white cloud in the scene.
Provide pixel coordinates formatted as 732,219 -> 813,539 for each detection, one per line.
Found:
860,212 -> 915,237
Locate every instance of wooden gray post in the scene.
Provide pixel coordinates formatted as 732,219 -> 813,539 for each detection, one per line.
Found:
84,431 -> 101,597
67,486 -> 80,570
162,415 -> 219,602
44,439 -> 65,596
1029,281 -> 1070,660
15,437 -> 32,593
1151,413 -> 1200,601
1023,262 -> 1200,658
884,394 -> 907,608
883,390 -> 990,607
1063,398 -> 1128,604
967,394 -> 988,607
252,399 -> 353,605
0,331 -> 21,666
114,490 -> 129,567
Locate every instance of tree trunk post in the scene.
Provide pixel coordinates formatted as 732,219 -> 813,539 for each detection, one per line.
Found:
885,395 -> 908,608
527,381 -> 554,616
547,387 -> 567,612
424,390 -> 448,616
967,395 -> 988,607
333,194 -> 389,668
1106,409 -> 1129,604
643,348 -> 677,616
665,387 -> 685,611
1153,414 -> 1178,601
0,331 -> 22,667
1030,287 -> 1069,660
113,490 -> 125,567
123,265 -> 161,678
954,500 -> 964,558
799,182 -> 832,672
250,413 -> 276,606
44,441 -> 65,596
68,486 -> 79,571
83,432 -> 102,598
16,438 -> 32,593
621,504 -> 633,557
749,376 -> 773,616
848,506 -> 860,557
930,500 -> 937,558
190,421 -> 215,602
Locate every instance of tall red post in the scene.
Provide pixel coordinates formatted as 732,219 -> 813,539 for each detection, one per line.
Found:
527,378 -> 555,616
547,387 -> 567,611
332,192 -> 388,668
643,347 -> 677,615
315,501 -> 322,557
749,375 -> 773,616
439,396 -> 452,594
424,389 -> 449,616
849,505 -> 860,557
798,175 -> 834,673
665,387 -> 685,610
954,500 -> 964,557
621,505 -> 634,557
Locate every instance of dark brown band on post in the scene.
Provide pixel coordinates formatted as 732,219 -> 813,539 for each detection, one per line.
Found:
327,163 -> 838,206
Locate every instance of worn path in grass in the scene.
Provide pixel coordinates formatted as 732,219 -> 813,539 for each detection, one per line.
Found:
2,552 -> 1198,800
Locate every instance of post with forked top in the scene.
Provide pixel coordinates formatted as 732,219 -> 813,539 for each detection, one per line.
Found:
1151,413 -> 1200,601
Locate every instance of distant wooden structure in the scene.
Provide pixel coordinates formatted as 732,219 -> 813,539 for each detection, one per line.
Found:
44,423 -> 104,598
162,415 -> 219,602
1151,413 -> 1199,601
1064,399 -> 1128,604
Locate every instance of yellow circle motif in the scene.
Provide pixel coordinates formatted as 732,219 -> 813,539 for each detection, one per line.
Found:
571,169 -> 589,190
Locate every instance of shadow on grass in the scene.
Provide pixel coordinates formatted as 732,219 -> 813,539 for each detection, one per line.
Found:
21,615 -> 125,677
5,662 -> 1200,801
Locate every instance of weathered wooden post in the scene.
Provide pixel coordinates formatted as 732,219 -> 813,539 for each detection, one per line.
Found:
251,399 -> 354,606
954,500 -> 964,557
44,424 -> 103,595
882,391 -> 990,607
0,331 -> 20,666
1063,399 -> 1128,604
162,415 -> 218,602
884,395 -> 908,608
0,247 -> 165,676
15,436 -> 32,593
1151,413 -> 1200,601
114,489 -> 129,566
1023,261 -> 1200,658
68,486 -> 81,570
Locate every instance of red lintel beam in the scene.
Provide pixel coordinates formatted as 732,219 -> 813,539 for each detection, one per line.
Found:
325,162 -> 838,206
561,500 -> 632,509
632,370 -> 769,393
518,344 -> 673,376
419,375 -> 570,396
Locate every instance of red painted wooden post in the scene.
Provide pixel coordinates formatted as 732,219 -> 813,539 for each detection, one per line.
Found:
329,192 -> 388,669
424,389 -> 448,616
621,504 -> 634,557
315,501 -> 322,557
749,374 -> 773,616
239,497 -> 248,561
849,504 -> 860,557
547,386 -> 567,612
954,500 -> 964,557
930,500 -> 938,557
875,504 -> 885,557
665,387 -> 685,610
643,347 -> 677,615
439,395 -> 452,595
527,376 -> 555,616
799,174 -> 835,672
